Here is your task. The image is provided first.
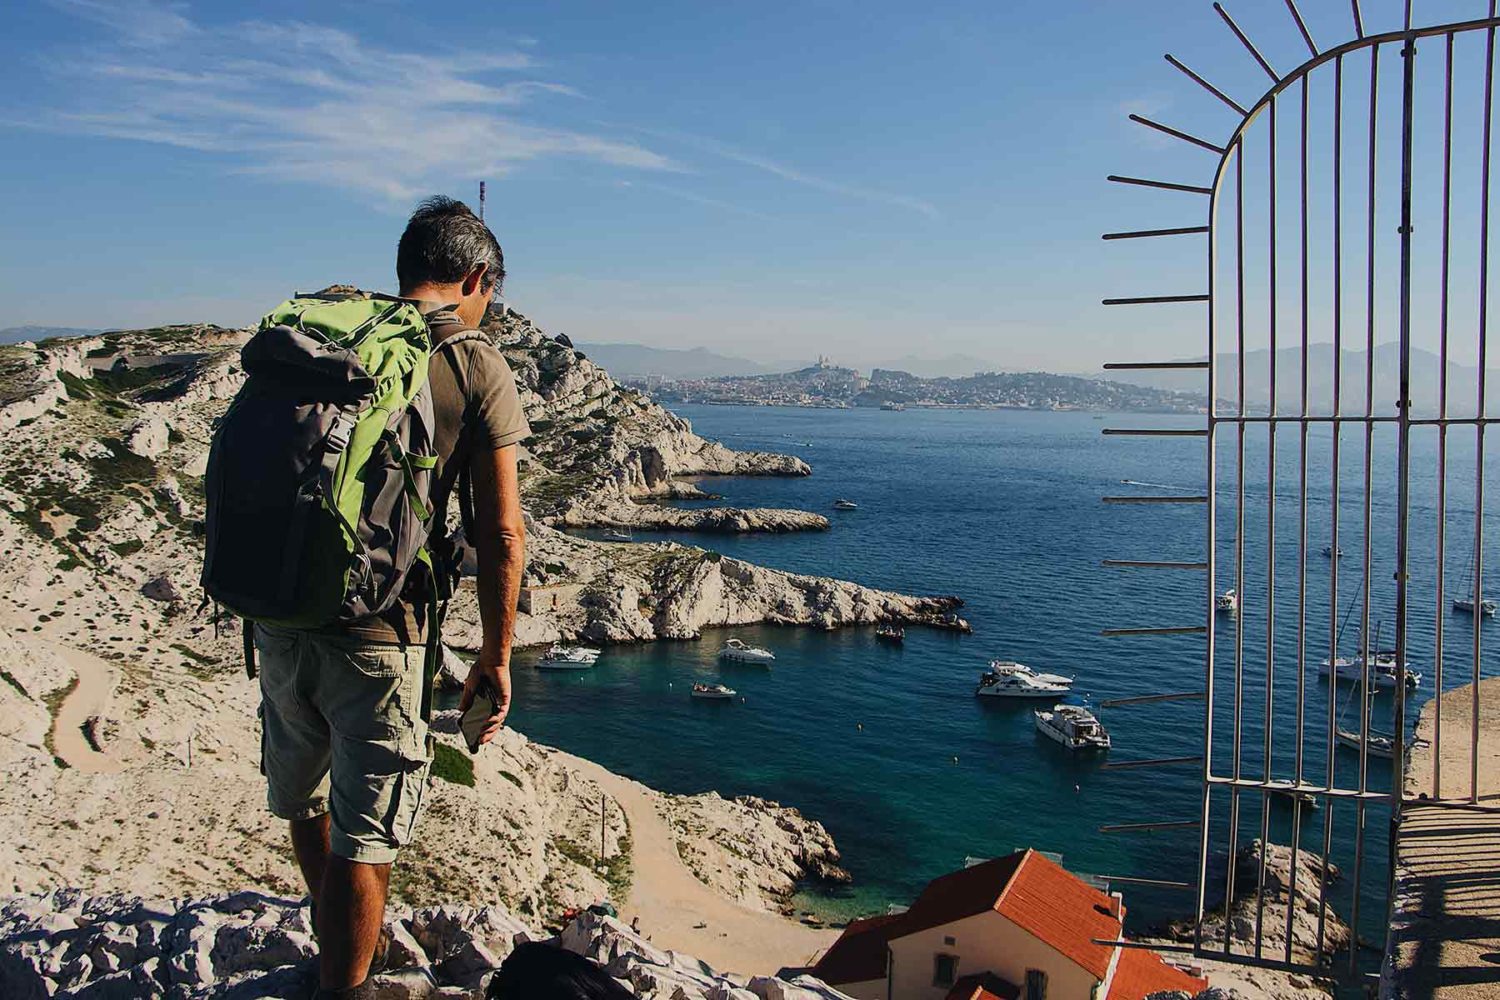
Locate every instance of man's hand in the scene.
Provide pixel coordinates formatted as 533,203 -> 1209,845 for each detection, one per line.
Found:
459,649 -> 511,747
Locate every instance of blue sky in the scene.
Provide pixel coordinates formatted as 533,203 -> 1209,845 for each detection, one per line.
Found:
0,0 -> 1491,371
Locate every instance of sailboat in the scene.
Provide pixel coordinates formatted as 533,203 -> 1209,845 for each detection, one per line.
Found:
1333,684 -> 1398,761
1452,538 -> 1497,617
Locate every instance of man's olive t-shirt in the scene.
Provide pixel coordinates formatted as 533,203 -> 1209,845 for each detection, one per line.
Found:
339,304 -> 530,644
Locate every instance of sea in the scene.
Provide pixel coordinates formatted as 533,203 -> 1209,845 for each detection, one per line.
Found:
501,403 -> 1500,956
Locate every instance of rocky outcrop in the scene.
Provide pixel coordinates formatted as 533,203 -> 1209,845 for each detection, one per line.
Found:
0,891 -> 854,1000
437,519 -> 968,649
1165,841 -> 1350,968
661,794 -> 850,912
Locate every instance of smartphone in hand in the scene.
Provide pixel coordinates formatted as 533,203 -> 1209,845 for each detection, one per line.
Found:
461,680 -> 499,754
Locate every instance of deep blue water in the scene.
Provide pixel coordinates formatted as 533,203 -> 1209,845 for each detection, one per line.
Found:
500,404 -> 1500,953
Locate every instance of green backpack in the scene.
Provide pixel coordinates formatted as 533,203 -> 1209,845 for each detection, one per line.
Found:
201,291 -> 485,687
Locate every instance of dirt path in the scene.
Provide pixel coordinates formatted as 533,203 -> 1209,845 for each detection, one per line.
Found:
1391,678 -> 1500,999
557,751 -> 837,978
46,641 -> 123,773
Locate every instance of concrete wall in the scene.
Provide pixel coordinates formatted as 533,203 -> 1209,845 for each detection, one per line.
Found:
887,911 -> 1101,1000
832,978 -> 888,1000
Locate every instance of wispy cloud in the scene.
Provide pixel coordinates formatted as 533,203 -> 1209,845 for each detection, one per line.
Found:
24,0 -> 676,201
626,125 -> 940,220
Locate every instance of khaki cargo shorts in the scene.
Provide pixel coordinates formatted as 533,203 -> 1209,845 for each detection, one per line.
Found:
255,623 -> 432,864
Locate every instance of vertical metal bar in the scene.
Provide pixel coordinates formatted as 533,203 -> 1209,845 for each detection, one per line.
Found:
1286,73 -> 1311,966
1389,27 -> 1417,968
1254,96 -> 1280,961
1476,11 -> 1496,806
1352,41 -> 1381,978
1316,54 -> 1344,967
1198,113 -> 1223,959
1224,139 -> 1248,959
1435,31 -> 1454,803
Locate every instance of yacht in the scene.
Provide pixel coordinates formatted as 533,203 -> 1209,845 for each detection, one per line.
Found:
1034,704 -> 1111,752
1318,649 -> 1421,689
875,624 -> 905,644
691,682 -> 737,700
603,527 -> 633,542
718,638 -> 776,664
1216,589 -> 1238,615
1453,596 -> 1499,617
1336,728 -> 1396,760
833,499 -> 859,511
976,662 -> 1074,699
537,644 -> 601,670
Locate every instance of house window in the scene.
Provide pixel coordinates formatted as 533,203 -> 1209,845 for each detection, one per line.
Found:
944,935 -> 957,946
933,953 -> 959,987
1026,968 -> 1048,1000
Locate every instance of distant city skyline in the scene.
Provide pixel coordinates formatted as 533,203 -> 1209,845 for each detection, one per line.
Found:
0,0 -> 1486,371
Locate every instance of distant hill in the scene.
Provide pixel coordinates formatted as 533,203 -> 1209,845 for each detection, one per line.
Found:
574,342 -> 780,379
861,353 -> 1000,378
1096,342 -> 1500,415
0,326 -> 102,345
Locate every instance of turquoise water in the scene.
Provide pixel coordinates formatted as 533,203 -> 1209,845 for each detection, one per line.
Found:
501,404 -> 1500,951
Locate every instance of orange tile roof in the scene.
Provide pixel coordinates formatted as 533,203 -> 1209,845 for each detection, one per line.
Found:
809,913 -> 900,985
993,850 -> 1123,979
946,972 -> 1020,1000
1105,946 -> 1209,1000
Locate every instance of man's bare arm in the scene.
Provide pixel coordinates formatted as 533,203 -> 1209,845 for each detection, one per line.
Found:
459,442 -> 525,744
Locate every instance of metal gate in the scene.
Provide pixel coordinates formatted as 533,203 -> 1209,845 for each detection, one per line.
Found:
1102,1 -> 1500,980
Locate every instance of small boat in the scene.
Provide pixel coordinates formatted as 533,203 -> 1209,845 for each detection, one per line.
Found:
538,644 -> 601,670
976,661 -> 1074,699
1322,545 -> 1343,558
1453,596 -> 1499,617
691,682 -> 736,700
1269,787 -> 1322,811
1216,589 -> 1238,615
718,638 -> 776,664
1319,650 -> 1421,689
833,499 -> 859,511
1034,704 -> 1111,751
1336,728 -> 1396,759
603,528 -> 633,542
875,624 -> 905,644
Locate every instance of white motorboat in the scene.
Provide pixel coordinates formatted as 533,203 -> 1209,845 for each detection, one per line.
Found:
1034,704 -> 1111,751
833,499 -> 859,511
1216,589 -> 1238,615
538,644 -> 601,670
1453,596 -> 1499,617
1319,649 -> 1421,689
691,682 -> 736,700
718,638 -> 775,664
603,528 -> 633,542
975,661 -> 1074,699
1323,545 -> 1343,558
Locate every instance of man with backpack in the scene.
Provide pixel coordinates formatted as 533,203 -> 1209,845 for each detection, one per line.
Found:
203,197 -> 529,998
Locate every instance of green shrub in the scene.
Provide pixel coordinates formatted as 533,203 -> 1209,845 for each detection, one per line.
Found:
431,743 -> 475,787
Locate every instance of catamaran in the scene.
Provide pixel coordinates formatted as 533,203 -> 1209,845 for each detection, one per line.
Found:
537,644 -> 602,670
1320,621 -> 1421,689
976,662 -> 1074,699
718,638 -> 776,664
1034,704 -> 1111,751
1216,589 -> 1238,615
